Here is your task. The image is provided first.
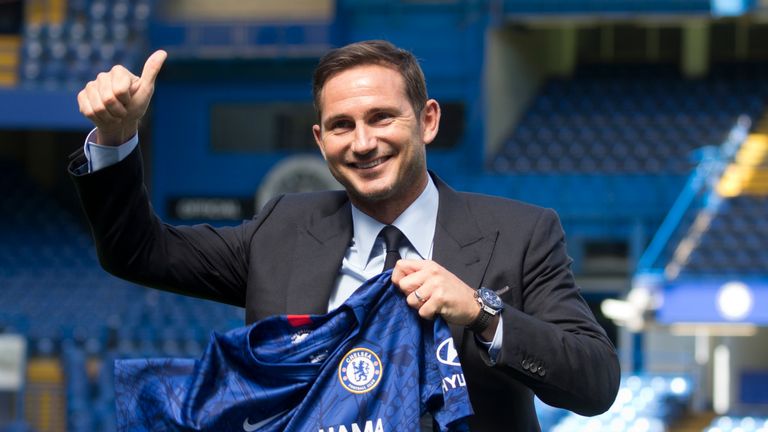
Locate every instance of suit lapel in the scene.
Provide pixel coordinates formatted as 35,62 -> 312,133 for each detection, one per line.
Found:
286,199 -> 353,315
282,175 -> 499,347
431,174 -> 499,347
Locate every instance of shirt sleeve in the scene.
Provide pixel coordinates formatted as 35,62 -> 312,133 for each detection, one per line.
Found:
474,315 -> 503,366
83,128 -> 139,173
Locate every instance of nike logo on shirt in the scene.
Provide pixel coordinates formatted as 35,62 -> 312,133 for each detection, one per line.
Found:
243,410 -> 289,431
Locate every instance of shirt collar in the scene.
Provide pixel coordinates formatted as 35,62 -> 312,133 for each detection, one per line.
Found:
350,176 -> 439,268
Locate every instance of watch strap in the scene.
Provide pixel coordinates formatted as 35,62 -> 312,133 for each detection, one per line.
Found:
468,308 -> 493,333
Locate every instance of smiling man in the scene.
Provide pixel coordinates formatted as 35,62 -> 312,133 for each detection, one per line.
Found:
70,40 -> 619,431
311,63 -> 437,223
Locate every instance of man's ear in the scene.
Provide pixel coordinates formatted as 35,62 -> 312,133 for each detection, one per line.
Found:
312,124 -> 326,159
420,99 -> 441,145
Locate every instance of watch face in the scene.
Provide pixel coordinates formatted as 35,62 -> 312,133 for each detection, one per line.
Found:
479,288 -> 503,310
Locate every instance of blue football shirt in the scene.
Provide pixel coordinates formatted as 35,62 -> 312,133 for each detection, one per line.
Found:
114,271 -> 473,431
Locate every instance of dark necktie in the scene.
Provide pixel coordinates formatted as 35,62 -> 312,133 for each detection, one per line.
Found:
380,225 -> 406,271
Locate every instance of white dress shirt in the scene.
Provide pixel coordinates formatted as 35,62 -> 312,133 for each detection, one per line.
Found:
82,132 -> 502,361
327,177 -> 438,310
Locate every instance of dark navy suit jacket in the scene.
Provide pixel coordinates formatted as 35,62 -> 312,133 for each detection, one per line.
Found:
70,148 -> 619,431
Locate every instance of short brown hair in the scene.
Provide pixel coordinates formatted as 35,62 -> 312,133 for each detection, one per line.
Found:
312,40 -> 428,118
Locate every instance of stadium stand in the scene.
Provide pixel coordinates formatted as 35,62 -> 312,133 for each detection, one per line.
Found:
704,415 -> 768,432
626,81 -> 768,430
536,374 -> 693,432
678,195 -> 768,276
638,113 -> 768,280
504,0 -> 713,14
18,0 -> 151,89
490,64 -> 768,175
0,159 -> 243,431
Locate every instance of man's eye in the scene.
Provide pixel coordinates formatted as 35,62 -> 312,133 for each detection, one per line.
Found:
330,120 -> 353,131
371,113 -> 393,124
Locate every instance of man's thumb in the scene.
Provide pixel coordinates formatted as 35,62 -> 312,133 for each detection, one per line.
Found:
136,50 -> 167,90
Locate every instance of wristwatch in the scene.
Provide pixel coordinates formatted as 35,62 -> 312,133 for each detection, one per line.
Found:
468,287 -> 504,334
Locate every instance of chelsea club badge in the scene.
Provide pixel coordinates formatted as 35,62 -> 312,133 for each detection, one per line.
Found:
338,347 -> 383,394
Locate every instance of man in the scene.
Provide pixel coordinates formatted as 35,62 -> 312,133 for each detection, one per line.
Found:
71,40 -> 619,430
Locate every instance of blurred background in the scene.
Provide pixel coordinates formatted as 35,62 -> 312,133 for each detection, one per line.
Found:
0,0 -> 767,431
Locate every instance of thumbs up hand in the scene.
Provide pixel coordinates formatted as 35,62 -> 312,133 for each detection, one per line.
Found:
77,50 -> 167,146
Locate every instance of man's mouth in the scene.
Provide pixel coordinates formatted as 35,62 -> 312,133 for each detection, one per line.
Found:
350,156 -> 390,169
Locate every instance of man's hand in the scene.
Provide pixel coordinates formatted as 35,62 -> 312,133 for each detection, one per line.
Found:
392,260 -> 500,340
77,50 -> 167,146
391,259 -> 498,340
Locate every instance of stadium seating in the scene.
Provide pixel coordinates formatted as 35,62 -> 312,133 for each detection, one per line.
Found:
705,415 -> 768,432
538,374 -> 693,431
679,195 -> 768,276
0,421 -> 36,432
504,0 -> 712,14
0,160 -> 243,430
490,64 -> 768,175
649,120 -> 768,278
18,0 -> 151,88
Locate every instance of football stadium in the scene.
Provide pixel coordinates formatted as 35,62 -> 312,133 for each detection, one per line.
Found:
0,0 -> 767,430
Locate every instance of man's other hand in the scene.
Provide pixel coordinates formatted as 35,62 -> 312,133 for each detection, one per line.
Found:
392,260 -> 500,341
77,50 -> 167,146
392,260 -> 483,325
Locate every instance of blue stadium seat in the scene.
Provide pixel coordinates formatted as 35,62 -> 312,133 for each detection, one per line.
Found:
0,162 -> 246,426
676,194 -> 768,276
705,415 -> 768,432
491,64 -> 768,175
0,421 -> 37,432
541,374 -> 692,432
18,0 -> 152,88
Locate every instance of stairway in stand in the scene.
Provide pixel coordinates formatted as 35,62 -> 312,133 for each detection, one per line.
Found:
0,36 -> 20,87
24,358 -> 66,432
668,411 -> 717,432
717,110 -> 768,197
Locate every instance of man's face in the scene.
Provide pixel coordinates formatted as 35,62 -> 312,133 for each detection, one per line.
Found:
312,64 -> 439,215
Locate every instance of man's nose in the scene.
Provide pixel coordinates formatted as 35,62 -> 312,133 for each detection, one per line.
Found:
351,125 -> 377,154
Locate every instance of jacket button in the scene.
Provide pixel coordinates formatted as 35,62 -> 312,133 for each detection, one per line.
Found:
521,359 -> 530,369
537,366 -> 546,377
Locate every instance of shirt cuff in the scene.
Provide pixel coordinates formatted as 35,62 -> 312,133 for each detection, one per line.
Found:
83,128 -> 139,173
474,315 -> 503,366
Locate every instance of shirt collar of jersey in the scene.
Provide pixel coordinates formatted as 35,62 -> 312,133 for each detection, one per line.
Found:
350,176 -> 439,270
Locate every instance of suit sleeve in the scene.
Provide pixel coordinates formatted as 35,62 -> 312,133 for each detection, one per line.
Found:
478,209 -> 620,416
69,146 -> 270,307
